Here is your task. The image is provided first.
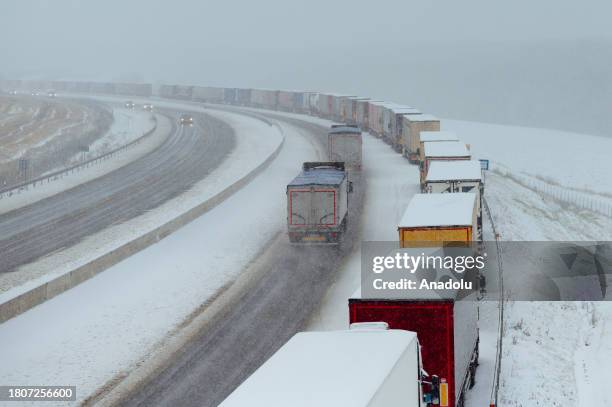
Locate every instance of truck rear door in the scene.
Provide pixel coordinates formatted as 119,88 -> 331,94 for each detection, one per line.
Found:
289,189 -> 336,227
312,190 -> 336,226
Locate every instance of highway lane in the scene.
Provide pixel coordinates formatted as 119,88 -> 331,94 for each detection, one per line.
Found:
119,112 -> 366,407
0,108 -> 236,274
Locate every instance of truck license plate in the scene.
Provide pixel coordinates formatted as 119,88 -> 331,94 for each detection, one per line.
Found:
303,235 -> 325,242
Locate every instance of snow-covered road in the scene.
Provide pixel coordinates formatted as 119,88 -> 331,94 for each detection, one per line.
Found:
0,110 -> 318,405
307,129 -> 420,330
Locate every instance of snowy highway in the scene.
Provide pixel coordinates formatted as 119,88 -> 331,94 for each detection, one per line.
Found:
0,108 -> 234,274
0,105 -> 327,405
116,113 -> 365,407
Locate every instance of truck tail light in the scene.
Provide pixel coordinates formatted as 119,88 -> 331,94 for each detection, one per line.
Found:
439,378 -> 448,406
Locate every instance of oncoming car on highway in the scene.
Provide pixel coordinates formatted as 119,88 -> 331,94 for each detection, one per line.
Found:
179,114 -> 194,126
125,100 -> 135,109
47,90 -> 57,98
143,103 -> 154,111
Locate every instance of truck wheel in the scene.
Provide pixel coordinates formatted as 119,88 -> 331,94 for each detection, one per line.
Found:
469,364 -> 477,389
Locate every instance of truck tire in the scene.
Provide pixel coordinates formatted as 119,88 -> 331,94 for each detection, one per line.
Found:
469,364 -> 477,389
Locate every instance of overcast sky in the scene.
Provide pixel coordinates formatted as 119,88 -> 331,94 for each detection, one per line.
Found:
2,0 -> 611,135
1,0 -> 611,83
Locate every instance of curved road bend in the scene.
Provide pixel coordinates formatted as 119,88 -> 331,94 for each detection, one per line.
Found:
0,109 -> 235,274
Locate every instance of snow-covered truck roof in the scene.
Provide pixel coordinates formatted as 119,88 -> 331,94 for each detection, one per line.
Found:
426,160 -> 482,182
329,126 -> 361,135
390,106 -> 421,115
288,166 -> 346,187
419,131 -> 459,143
218,329 -> 419,407
399,193 -> 476,228
423,141 -> 470,158
403,114 -> 438,122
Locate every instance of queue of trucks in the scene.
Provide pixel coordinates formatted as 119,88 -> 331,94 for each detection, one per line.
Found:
154,84 -> 486,407
1,79 -> 488,406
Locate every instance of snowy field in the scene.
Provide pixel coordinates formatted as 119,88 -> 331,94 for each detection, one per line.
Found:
0,113 -> 169,215
0,112 -> 321,405
68,106 -> 156,164
443,120 -> 612,407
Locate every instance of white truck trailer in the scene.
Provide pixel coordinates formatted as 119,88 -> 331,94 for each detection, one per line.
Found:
425,160 -> 484,239
286,162 -> 351,244
219,327 -> 442,407
328,125 -> 363,170
420,141 -> 471,187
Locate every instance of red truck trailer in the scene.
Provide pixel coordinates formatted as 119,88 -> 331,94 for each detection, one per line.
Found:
349,293 -> 479,407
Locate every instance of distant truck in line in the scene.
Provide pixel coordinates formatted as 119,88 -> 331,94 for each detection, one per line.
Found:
418,131 -> 460,162
219,326 -> 446,407
419,141 -> 471,188
401,114 -> 441,163
424,160 -> 483,237
328,124 -> 363,170
286,162 -> 351,244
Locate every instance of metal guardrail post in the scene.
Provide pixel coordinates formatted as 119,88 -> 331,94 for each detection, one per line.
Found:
0,116 -> 158,200
483,196 -> 504,407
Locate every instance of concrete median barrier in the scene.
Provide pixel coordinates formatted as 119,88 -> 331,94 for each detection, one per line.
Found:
0,128 -> 285,324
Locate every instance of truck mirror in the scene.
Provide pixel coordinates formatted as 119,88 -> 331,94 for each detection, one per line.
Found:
348,181 -> 354,193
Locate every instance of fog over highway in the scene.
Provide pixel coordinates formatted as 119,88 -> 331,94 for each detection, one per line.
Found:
2,1 -> 612,136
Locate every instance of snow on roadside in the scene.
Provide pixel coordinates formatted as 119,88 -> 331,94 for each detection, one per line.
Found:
77,108 -> 155,162
483,170 -> 612,407
0,114 -> 171,216
0,111 -> 317,405
443,119 -> 612,406
443,119 -> 612,197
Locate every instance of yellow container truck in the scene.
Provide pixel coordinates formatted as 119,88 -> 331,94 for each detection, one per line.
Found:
398,193 -> 478,247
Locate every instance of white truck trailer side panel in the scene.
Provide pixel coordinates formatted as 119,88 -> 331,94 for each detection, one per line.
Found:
219,330 -> 422,407
453,298 -> 479,404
